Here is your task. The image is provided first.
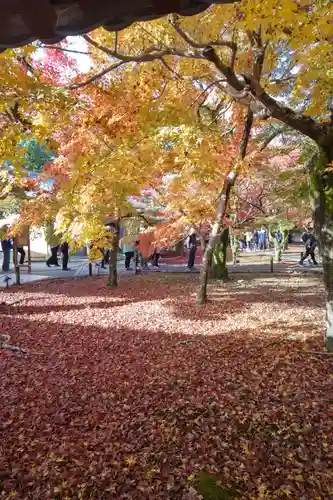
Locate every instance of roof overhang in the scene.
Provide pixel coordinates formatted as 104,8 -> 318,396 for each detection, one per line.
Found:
0,0 -> 237,52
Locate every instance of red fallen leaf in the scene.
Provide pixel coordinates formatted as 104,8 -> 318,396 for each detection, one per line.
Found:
0,274 -> 331,499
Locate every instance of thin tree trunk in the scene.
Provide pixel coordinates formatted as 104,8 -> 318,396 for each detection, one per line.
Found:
210,227 -> 229,280
108,218 -> 120,287
196,185 -> 233,304
175,239 -> 184,256
274,240 -> 282,262
199,234 -> 206,256
196,110 -> 253,304
308,148 -> 333,351
231,233 -> 239,264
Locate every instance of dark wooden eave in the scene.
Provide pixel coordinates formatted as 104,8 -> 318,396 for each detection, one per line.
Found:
0,0 -> 237,52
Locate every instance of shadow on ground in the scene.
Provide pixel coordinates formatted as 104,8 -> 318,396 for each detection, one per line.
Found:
0,273 -> 331,499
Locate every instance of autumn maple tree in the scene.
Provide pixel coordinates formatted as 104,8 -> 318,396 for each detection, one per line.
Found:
59,0 -> 332,348
1,0 -> 333,348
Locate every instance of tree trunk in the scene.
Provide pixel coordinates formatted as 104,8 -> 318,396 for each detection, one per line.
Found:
196,172 -> 236,304
309,148 -> 333,351
196,110 -> 254,304
210,227 -> 229,280
274,240 -> 282,262
108,219 -> 120,287
282,230 -> 289,250
175,239 -> 184,256
199,234 -> 206,257
231,233 -> 239,264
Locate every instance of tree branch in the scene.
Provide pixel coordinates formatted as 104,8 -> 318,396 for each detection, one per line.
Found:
40,45 -> 91,55
187,79 -> 227,109
68,62 -> 124,89
237,196 -> 266,214
160,58 -> 182,79
240,109 -> 254,159
258,128 -> 282,151
153,80 -> 168,100
203,46 -> 244,92
243,74 -> 328,145
83,34 -> 203,62
169,14 -> 237,52
202,45 -> 330,146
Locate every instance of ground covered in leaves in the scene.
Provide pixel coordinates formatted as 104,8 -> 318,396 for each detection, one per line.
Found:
0,273 -> 332,499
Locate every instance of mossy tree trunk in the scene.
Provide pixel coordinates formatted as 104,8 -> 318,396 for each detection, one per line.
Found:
309,148 -> 333,352
210,227 -> 229,280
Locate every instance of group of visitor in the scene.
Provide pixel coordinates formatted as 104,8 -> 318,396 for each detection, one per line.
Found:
239,228 -> 269,251
1,224 -> 318,274
120,235 -> 161,272
118,227 -> 198,272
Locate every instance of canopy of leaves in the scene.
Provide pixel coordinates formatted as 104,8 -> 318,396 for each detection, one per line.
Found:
1,0 -> 331,241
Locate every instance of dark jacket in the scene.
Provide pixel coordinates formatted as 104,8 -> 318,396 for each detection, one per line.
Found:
188,233 -> 197,248
1,238 -> 12,251
301,232 -> 317,250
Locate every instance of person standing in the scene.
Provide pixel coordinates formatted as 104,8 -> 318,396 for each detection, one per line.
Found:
61,242 -> 70,270
120,240 -> 136,271
245,231 -> 253,251
258,227 -> 267,251
275,230 -> 282,244
299,230 -> 318,265
136,231 -> 153,270
253,230 -> 259,251
187,228 -> 197,269
99,247 -> 106,269
152,245 -> 161,267
1,233 -> 12,272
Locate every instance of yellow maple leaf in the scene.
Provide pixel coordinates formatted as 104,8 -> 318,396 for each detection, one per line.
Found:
124,455 -> 137,467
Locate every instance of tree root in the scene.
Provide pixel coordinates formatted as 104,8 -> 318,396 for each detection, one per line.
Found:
304,350 -> 333,356
176,339 -> 202,345
0,333 -> 40,354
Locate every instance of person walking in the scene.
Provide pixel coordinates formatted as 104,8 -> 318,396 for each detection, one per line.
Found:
16,244 -> 26,265
45,223 -> 60,268
46,244 -> 60,267
61,242 -> 70,270
187,228 -> 197,270
14,233 -> 26,265
1,234 -> 12,272
299,230 -> 318,265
